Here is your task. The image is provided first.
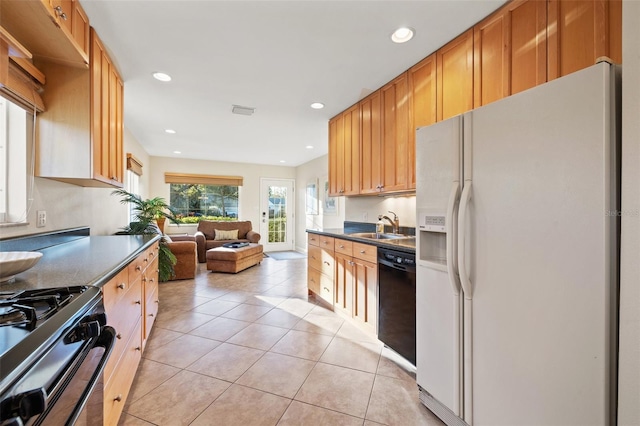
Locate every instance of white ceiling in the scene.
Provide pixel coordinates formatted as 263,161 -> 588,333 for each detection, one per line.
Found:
80,0 -> 506,167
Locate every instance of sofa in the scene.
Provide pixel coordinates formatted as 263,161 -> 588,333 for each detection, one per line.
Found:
192,220 -> 261,263
164,236 -> 198,280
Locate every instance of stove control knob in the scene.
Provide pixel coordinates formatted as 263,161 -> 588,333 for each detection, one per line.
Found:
0,388 -> 46,423
64,321 -> 100,344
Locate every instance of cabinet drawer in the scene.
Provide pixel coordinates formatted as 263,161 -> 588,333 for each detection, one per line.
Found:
308,233 -> 320,247
144,285 -> 159,348
319,235 -> 335,250
104,278 -> 142,381
334,239 -> 353,256
104,318 -> 142,426
308,245 -> 322,271
128,254 -> 145,282
318,272 -> 334,305
319,249 -> 335,278
143,257 -> 159,296
353,242 -> 377,264
102,267 -> 129,314
307,266 -> 321,295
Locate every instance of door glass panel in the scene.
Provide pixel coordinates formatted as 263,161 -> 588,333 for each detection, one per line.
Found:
268,185 -> 287,243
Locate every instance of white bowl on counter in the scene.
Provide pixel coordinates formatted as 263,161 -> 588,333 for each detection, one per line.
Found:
0,251 -> 43,283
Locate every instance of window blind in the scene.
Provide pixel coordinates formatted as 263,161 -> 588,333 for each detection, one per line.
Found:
164,172 -> 243,186
126,153 -> 143,176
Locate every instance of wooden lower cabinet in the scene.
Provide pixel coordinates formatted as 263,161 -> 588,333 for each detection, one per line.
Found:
307,235 -> 334,305
102,241 -> 159,426
308,234 -> 378,336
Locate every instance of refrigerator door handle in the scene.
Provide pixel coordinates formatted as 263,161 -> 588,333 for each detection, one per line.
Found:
446,181 -> 462,296
458,181 -> 473,299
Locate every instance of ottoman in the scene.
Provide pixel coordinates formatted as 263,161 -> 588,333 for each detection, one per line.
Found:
206,243 -> 264,273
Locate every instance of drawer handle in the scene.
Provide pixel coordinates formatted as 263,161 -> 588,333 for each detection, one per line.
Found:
135,300 -> 141,305
349,261 -> 355,266
144,257 -> 149,262
135,346 -> 141,351
311,255 -> 316,260
117,283 -> 126,290
155,300 -> 159,304
310,278 -> 316,283
142,277 -> 147,283
339,245 -> 344,249
116,333 -> 122,340
135,266 -> 142,271
323,261 -> 330,266
360,250 -> 366,254
149,278 -> 155,283
114,394 -> 123,402
149,313 -> 155,317
323,287 -> 330,293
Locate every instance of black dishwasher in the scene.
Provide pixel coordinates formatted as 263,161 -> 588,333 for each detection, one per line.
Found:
378,247 -> 416,365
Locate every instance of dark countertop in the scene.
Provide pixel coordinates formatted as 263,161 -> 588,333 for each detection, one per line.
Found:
306,228 -> 416,255
1,235 -> 160,292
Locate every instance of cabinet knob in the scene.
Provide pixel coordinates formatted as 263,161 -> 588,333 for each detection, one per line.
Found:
323,287 -> 330,293
360,250 -> 366,254
143,257 -> 149,263
155,300 -> 159,304
135,300 -> 141,305
149,313 -> 155,317
142,277 -> 147,282
135,346 -> 141,351
323,261 -> 330,266
310,278 -> 316,283
135,265 -> 142,271
117,283 -> 126,290
339,245 -> 344,249
116,333 -> 122,340
114,394 -> 123,402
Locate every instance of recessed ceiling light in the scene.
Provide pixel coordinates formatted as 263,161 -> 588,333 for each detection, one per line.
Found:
279,160 -> 286,163
306,145 -> 314,149
152,72 -> 172,82
391,27 -> 415,43
165,129 -> 176,134
173,151 -> 181,154
310,102 -> 324,109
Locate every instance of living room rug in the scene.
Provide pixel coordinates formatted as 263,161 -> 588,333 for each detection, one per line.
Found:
266,251 -> 306,261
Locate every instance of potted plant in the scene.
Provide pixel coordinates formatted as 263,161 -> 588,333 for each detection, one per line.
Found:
112,189 -> 180,281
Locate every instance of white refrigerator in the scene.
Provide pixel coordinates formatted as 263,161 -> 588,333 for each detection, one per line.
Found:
415,61 -> 619,426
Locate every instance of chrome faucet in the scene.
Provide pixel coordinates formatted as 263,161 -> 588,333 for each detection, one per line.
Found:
378,211 -> 400,234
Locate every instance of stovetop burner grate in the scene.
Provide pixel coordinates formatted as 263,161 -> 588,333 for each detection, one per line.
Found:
0,287 -> 84,330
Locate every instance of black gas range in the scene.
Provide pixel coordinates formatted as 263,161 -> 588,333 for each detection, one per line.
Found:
0,285 -> 115,425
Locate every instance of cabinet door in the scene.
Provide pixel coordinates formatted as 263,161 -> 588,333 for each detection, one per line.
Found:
437,29 -> 474,121
408,54 -> 436,189
608,0 -> 621,64
328,118 -> 339,196
50,0 -> 73,34
108,66 -> 124,184
90,30 -> 105,181
353,258 -> 377,335
380,72 -> 409,193
473,9 -> 509,108
548,0 -> 611,80
359,90 -> 382,194
342,104 -> 360,195
71,0 -> 89,56
334,253 -> 353,315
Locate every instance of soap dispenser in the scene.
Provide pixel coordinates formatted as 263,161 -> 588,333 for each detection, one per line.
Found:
376,219 -> 384,234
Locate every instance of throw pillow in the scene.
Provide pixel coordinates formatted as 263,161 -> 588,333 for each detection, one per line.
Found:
214,229 -> 239,241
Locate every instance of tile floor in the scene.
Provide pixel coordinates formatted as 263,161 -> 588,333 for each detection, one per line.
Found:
118,257 -> 444,426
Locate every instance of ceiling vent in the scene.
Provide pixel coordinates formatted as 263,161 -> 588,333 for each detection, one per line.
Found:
231,105 -> 256,116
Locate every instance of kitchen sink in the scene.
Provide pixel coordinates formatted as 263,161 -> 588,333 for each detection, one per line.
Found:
348,232 -> 412,240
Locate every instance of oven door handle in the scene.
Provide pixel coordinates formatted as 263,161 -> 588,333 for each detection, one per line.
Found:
65,326 -> 116,426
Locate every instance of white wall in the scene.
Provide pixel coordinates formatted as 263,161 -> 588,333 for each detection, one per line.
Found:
294,155 -> 345,252
617,1 -> 640,423
148,156 -> 296,237
0,127 -> 147,239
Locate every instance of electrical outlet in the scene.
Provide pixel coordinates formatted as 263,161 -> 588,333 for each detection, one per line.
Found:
37,210 -> 46,228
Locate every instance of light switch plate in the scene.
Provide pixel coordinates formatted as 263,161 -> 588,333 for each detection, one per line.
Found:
37,210 -> 46,227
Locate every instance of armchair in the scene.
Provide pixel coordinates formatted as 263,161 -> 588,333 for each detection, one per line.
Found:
164,236 -> 198,280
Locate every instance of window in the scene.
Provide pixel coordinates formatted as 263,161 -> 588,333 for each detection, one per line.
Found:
0,96 -> 32,225
125,169 -> 140,223
169,184 -> 239,218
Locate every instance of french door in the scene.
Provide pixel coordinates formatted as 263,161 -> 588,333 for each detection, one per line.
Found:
259,178 -> 294,252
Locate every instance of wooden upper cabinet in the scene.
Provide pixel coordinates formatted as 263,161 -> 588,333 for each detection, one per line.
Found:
342,104 -> 360,195
408,54 -> 436,189
72,0 -> 90,56
50,0 -> 73,34
380,72 -> 409,193
437,29 -> 474,121
328,104 -> 360,196
548,0 -> 620,80
360,90 -> 382,195
473,10 -> 509,108
507,0 -> 548,94
608,0 -> 622,64
328,118 -> 339,196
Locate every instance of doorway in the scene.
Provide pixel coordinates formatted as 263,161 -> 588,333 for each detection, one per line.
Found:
259,178 -> 295,252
